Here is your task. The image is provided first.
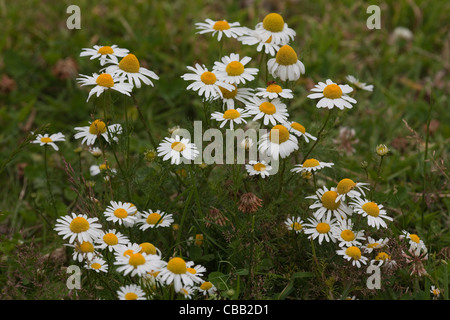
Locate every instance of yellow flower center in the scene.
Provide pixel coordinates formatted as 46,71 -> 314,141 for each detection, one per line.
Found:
316,222 -> 330,234
341,229 -> 355,242
275,45 -> 298,66
124,292 -> 138,300
69,217 -> 90,233
146,213 -> 162,225
97,46 -> 114,55
187,267 -> 197,274
375,252 -> 390,261
118,53 -> 140,73
266,83 -> 282,93
253,163 -> 266,172
200,71 -> 217,85
259,101 -> 276,115
323,84 -> 343,99
291,222 -> 303,231
225,61 -> 244,76
167,257 -> 187,274
367,242 -> 380,249
103,233 -> 118,246
79,241 -> 94,253
213,20 -> 230,31
200,281 -> 213,291
336,178 -> 356,195
269,125 -> 290,144
123,249 -> 135,257
171,141 -> 186,152
89,120 -> 107,135
114,208 -> 128,219
99,163 -> 109,171
409,234 -> 420,244
321,191 -> 340,210
95,73 -> 115,88
262,13 -> 285,32
219,84 -> 238,99
40,137 -> 53,143
290,122 -> 306,134
129,253 -> 146,268
223,109 -> 241,119
345,246 -> 362,260
140,242 -> 157,255
362,202 -> 380,217
302,158 -> 320,168
91,263 -> 102,270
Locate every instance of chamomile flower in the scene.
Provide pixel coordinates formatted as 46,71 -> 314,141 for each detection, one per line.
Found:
305,186 -> 353,220
186,261 -> 207,284
139,242 -> 162,257
362,237 -> 389,253
95,229 -> 130,252
114,243 -> 144,260
284,121 -> 317,143
267,45 -> 305,82
400,230 -> 427,255
157,135 -> 199,165
76,72 -> 133,102
181,64 -> 234,101
346,75 -> 374,92
255,82 -> 293,100
291,158 -> 334,174
350,198 -> 393,229
85,257 -> 108,273
67,240 -> 101,262
80,45 -> 129,66
54,212 -> 102,244
332,219 -> 365,248
137,209 -> 174,230
74,119 -> 122,146
213,53 -> 258,85
103,201 -> 138,227
90,163 -> 117,181
238,27 -> 281,56
31,132 -> 65,151
114,249 -> 162,277
245,160 -> 272,178
258,124 -> 298,160
219,85 -> 254,110
157,257 -> 196,292
371,251 -> 395,268
195,19 -> 246,41
303,213 -> 338,245
178,286 -> 195,299
430,286 -> 441,299
253,13 -> 296,45
198,281 -> 217,296
117,284 -> 147,300
336,246 -> 368,268
335,178 -> 370,203
285,216 -> 304,234
88,146 -> 103,158
245,96 -> 289,126
307,79 -> 356,110
105,53 -> 159,88
210,108 -> 249,129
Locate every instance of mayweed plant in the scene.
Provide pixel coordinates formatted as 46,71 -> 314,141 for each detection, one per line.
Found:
6,10 -> 446,302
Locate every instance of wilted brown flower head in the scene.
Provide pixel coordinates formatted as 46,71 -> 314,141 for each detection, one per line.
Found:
237,192 -> 262,213
333,127 -> 359,156
205,207 -> 230,228
52,57 -> 79,80
401,246 -> 428,277
0,74 -> 16,94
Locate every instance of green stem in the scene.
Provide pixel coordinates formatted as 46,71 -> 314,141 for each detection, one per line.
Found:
188,165 -> 203,218
421,99 -> 433,228
301,109 -> 332,163
276,158 -> 287,198
44,145 -> 58,218
371,155 -> 384,200
131,92 -> 157,150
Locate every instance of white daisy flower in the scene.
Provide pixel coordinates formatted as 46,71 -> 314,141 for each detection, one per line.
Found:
117,284 -> 147,300
195,19 -> 246,41
95,229 -> 130,252
219,85 -> 254,110
88,146 -> 103,158
85,257 -> 108,273
245,160 -> 272,178
157,257 -> 196,293
267,45 -> 305,82
137,209 -> 174,230
255,82 -> 293,100
284,216 -> 304,234
399,230 -> 427,255
104,53 -> 159,88
335,178 -> 370,203
303,212 -> 338,245
181,64 -> 234,101
332,219 -> 365,248
31,132 -> 65,151
80,45 -> 129,66
362,237 -> 389,253
307,79 -> 357,110
54,212 -> 103,244
186,261 -> 207,284
346,75 -> 374,92
103,201 -> 138,227
237,27 -> 281,56
305,186 -> 353,220
197,281 -> 217,296
291,158 -> 334,174
336,246 -> 369,268
76,72 -> 133,102
253,13 -> 296,45
213,53 -> 258,85
370,251 -> 395,268
114,248 -> 162,277
350,198 -> 393,229
178,286 -> 195,299
430,286 -> 441,299
89,163 -> 117,181
74,119 -> 122,146
210,108 -> 249,129
114,243 -> 144,260
245,96 -> 289,126
284,121 -> 317,143
157,135 -> 199,165
66,240 -> 101,263
258,124 -> 298,160
139,242 -> 162,257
